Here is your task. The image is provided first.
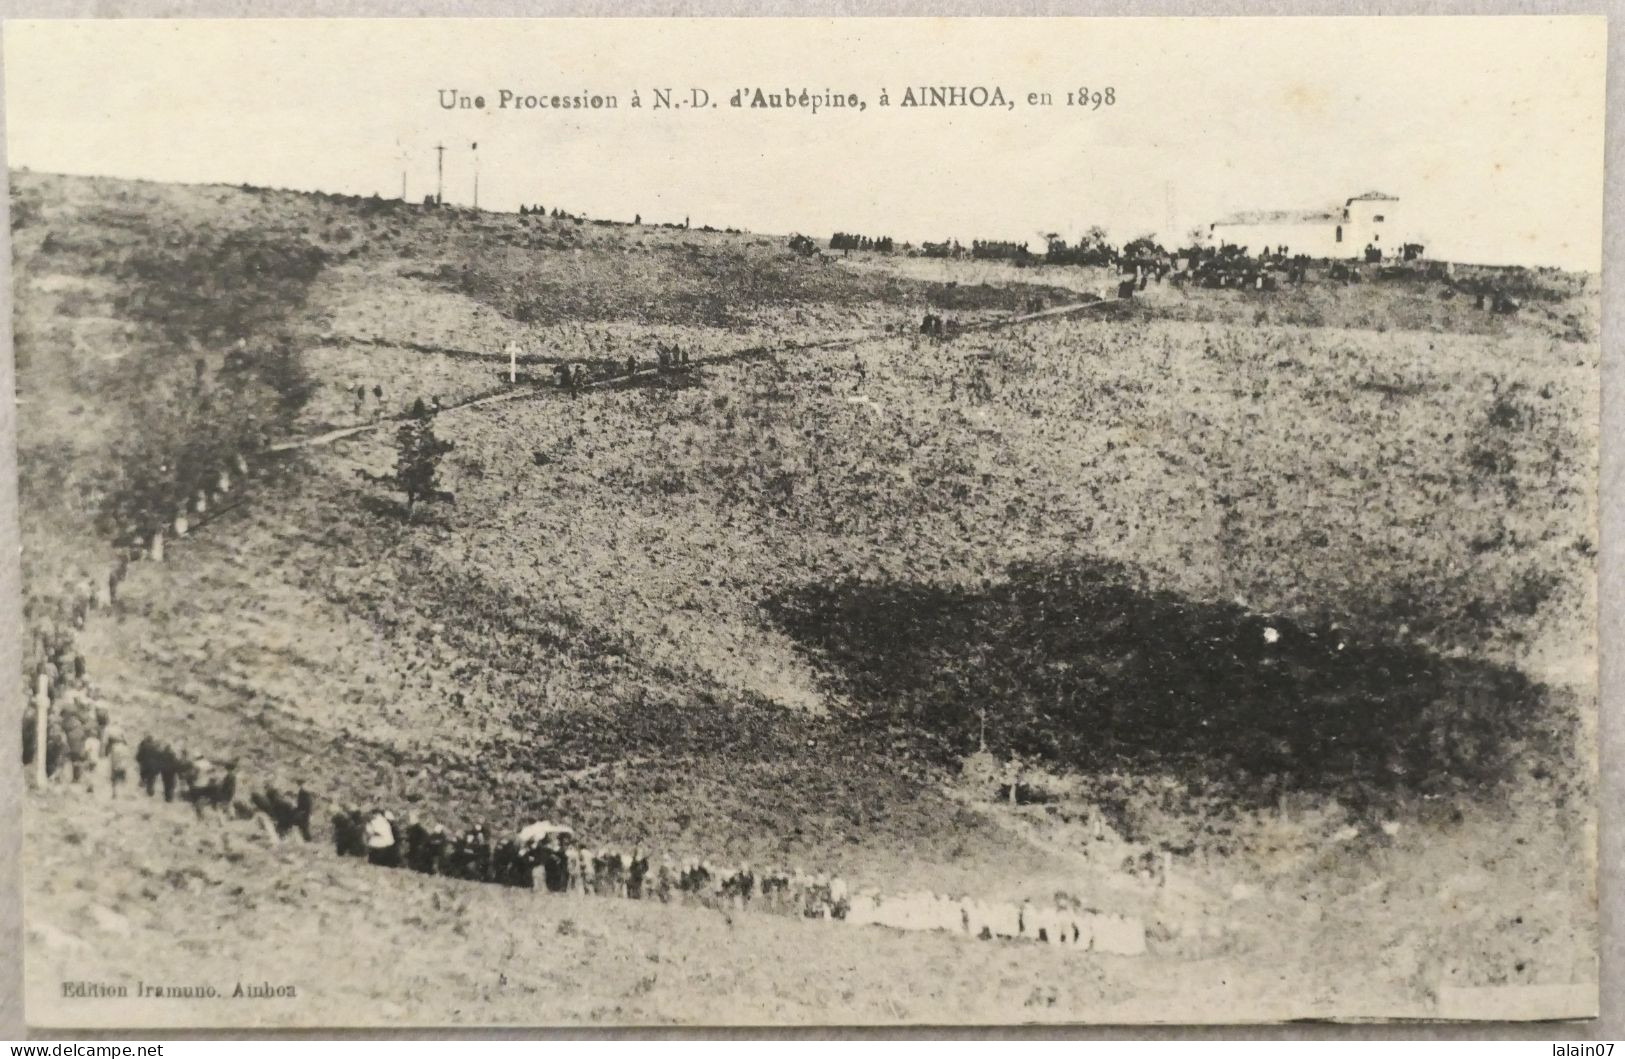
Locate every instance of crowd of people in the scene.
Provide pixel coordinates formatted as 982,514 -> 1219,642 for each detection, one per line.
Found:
343,802 -> 1143,949
21,421 -> 263,800
547,342 -> 697,394
20,682 -> 128,797
552,362 -> 593,391
653,342 -> 692,371
20,497 -> 1138,948
37,708 -> 1147,953
830,232 -> 895,253
20,559 -> 134,794
23,640 -> 252,820
121,761 -> 1144,951
326,807 -> 857,920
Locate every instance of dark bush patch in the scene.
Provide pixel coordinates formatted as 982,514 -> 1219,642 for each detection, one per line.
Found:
766,558 -> 1559,806
116,230 -> 328,342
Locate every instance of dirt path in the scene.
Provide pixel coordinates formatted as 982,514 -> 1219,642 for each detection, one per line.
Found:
267,297 -> 1116,455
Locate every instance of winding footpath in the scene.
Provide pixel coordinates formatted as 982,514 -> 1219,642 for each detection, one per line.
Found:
266,297 -> 1116,455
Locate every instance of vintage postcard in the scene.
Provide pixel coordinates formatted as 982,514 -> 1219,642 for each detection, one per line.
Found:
4,16 -> 1605,1027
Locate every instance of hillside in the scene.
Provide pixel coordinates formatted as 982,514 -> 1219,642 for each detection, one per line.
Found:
13,171 -> 1600,1025
27,785 -> 1598,1029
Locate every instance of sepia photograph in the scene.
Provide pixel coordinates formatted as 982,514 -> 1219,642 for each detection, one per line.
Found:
1,15 -> 1608,1029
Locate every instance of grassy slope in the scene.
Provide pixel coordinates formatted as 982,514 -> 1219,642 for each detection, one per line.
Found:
16,172 -> 1601,1023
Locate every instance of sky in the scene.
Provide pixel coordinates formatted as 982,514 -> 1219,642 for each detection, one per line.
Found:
2,17 -> 1608,270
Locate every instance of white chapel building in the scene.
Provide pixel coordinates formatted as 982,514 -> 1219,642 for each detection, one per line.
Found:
1208,192 -> 1405,259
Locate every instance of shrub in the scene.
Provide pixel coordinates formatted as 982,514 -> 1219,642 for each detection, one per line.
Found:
391,400 -> 455,514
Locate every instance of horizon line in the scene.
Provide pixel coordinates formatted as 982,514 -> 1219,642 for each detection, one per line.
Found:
6,165 -> 1598,276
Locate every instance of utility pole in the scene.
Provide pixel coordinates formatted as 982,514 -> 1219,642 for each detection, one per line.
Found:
435,143 -> 446,204
471,142 -> 479,210
395,136 -> 408,203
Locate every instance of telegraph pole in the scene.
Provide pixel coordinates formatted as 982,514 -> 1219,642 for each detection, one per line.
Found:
395,136 -> 408,203
471,142 -> 479,210
435,143 -> 446,204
